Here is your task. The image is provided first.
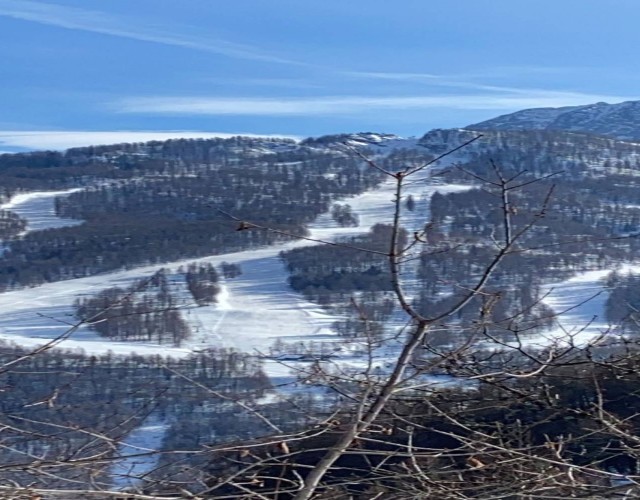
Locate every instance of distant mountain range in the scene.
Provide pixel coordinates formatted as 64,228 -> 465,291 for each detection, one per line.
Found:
467,100 -> 640,141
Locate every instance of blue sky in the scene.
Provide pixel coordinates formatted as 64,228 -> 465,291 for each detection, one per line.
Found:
1,0 -> 640,151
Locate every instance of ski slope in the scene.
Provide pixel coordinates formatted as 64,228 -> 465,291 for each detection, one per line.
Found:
533,264 -> 640,348
0,166 -> 631,367
0,171 -> 471,363
0,189 -> 84,233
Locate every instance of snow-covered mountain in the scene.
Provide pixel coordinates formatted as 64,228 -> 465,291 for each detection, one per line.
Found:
467,100 -> 640,140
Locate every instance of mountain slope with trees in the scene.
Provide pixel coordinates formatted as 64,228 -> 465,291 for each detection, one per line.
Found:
4,125 -> 640,497
0,136 -> 391,289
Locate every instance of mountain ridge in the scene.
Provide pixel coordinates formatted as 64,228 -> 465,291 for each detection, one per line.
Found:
467,99 -> 640,140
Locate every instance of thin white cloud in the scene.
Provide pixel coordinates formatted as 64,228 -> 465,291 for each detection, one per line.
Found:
350,66 -> 588,82
346,71 -> 605,97
0,131 -> 300,151
204,77 -> 323,90
0,0 -> 299,65
113,92 -> 633,117
348,72 -> 444,81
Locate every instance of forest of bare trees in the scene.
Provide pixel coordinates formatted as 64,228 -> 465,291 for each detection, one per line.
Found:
2,132 -> 640,498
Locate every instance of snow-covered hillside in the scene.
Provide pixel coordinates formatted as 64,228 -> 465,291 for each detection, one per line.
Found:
0,159 -> 469,373
519,265 -> 640,349
0,189 -> 84,233
0,132 -> 636,381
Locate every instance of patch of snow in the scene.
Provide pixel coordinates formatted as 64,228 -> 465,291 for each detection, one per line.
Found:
110,414 -> 169,489
0,188 -> 84,233
517,263 -> 640,349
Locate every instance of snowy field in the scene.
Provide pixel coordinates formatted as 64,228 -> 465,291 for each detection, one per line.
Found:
0,166 -> 633,368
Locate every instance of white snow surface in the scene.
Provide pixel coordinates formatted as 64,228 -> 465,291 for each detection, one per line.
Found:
516,263 -> 640,349
1,189 -> 84,233
110,415 -> 169,489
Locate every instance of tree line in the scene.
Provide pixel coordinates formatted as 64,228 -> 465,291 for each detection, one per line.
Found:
0,136 -> 387,289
